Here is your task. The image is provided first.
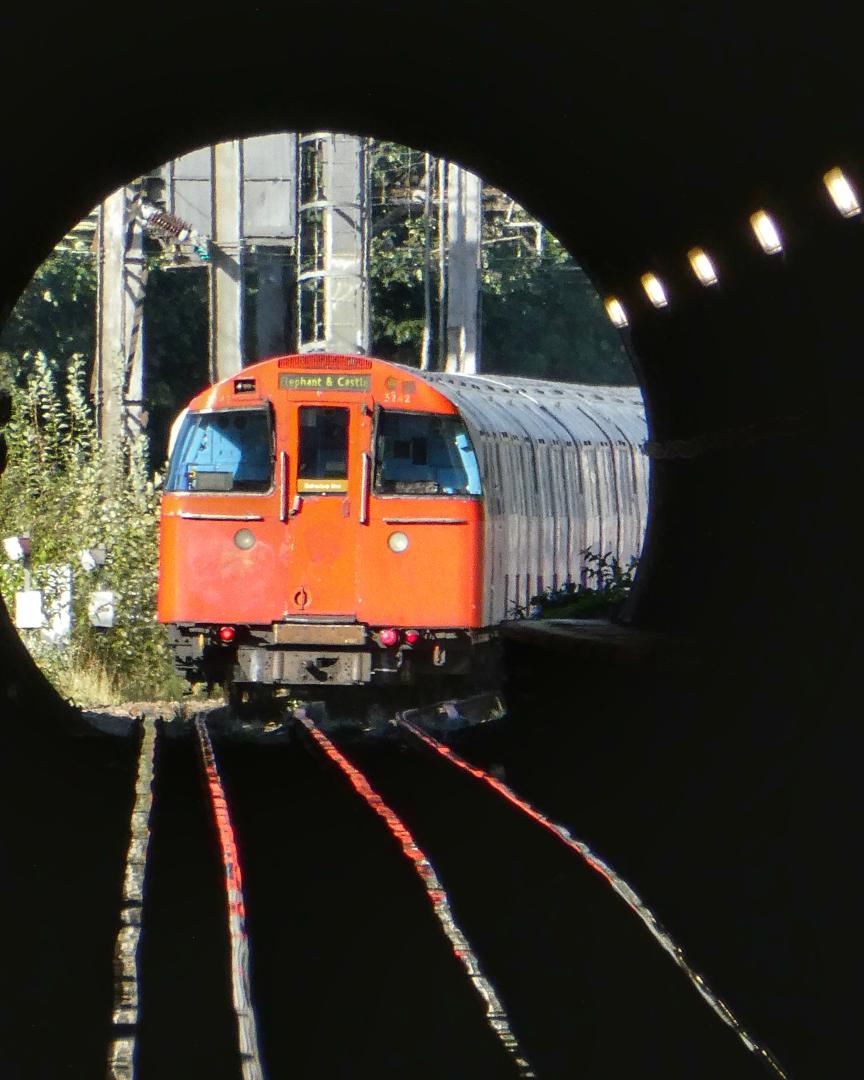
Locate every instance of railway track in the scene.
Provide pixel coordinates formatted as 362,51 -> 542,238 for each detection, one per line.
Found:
104,704 -> 789,1079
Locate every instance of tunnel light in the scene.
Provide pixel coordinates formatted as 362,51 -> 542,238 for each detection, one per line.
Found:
604,297 -> 629,328
687,247 -> 719,286
640,273 -> 669,309
823,167 -> 861,218
749,210 -> 783,254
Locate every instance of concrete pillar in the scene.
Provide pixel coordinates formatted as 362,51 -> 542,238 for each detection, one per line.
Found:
209,140 -> 245,380
96,186 -> 148,456
297,133 -> 369,355
444,164 -> 482,374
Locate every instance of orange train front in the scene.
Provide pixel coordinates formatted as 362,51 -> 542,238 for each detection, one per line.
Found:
157,353 -> 648,706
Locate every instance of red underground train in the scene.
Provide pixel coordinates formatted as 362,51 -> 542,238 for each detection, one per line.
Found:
157,353 -> 647,715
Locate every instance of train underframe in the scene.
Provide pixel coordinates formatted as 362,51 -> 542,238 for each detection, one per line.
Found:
165,622 -> 503,725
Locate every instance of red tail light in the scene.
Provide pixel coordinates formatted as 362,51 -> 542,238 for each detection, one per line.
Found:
404,629 -> 420,646
218,625 -> 236,643
379,628 -> 400,648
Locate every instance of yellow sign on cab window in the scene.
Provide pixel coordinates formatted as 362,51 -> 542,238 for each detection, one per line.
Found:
297,477 -> 349,493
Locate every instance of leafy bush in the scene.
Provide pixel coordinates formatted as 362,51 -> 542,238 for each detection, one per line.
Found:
520,548 -> 639,621
0,352 -> 183,704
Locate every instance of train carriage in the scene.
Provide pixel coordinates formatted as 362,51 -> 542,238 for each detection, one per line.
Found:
157,353 -> 647,709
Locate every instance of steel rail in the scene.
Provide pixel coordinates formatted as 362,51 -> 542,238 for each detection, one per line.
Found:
106,717 -> 157,1080
195,717 -> 266,1080
294,707 -> 537,1078
395,715 -> 789,1080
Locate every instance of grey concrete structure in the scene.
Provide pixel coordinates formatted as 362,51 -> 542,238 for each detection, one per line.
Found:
208,140 -> 246,381
95,186 -> 148,452
296,133 -> 369,355
95,135 -> 300,446
95,135 -> 487,446
443,164 -> 482,374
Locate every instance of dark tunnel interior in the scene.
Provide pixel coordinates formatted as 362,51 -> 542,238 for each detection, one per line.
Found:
0,7 -> 860,1077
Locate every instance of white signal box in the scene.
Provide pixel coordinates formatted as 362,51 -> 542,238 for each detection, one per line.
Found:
15,590 -> 44,629
88,591 -> 116,629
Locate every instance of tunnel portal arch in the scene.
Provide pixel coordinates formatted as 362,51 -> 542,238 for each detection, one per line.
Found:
1,10 -> 861,694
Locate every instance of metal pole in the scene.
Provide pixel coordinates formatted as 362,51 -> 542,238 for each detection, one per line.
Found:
437,158 -> 447,370
420,152 -> 433,371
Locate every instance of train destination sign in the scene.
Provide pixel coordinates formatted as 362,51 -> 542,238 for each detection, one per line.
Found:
279,373 -> 371,392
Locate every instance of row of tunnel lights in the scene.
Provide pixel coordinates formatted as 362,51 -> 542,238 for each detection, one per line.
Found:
603,167 -> 861,327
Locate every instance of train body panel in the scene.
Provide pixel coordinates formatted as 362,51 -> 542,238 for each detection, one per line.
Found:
417,372 -> 648,622
157,354 -> 647,698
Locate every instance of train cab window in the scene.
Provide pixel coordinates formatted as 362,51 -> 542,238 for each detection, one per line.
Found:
166,409 -> 273,493
297,406 -> 349,493
374,411 -> 482,496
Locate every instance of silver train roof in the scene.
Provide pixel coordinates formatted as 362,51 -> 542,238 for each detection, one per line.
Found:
403,368 -> 647,448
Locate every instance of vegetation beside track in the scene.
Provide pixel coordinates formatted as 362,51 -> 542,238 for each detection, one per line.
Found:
0,355 -> 183,704
521,549 -> 639,621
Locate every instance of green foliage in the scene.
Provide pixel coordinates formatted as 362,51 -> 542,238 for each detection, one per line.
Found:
520,549 -> 640,621
481,238 -> 634,385
0,249 -> 96,385
368,142 -> 434,362
0,353 -> 180,703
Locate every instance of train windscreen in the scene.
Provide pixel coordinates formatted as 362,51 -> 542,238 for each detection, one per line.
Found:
165,408 -> 273,493
374,411 -> 482,496
297,406 -> 349,493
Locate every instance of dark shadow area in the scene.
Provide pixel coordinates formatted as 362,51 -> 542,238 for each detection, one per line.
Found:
490,636 -> 849,1078
135,730 -> 240,1080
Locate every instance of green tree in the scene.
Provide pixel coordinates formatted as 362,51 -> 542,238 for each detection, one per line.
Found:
0,248 -> 96,384
480,232 -> 634,384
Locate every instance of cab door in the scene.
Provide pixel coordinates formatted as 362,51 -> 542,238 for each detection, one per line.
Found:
278,400 -> 372,618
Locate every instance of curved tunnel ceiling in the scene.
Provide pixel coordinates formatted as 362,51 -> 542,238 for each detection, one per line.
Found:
1,7 -> 862,683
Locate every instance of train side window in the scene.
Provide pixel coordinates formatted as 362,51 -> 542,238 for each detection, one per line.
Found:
374,411 -> 482,496
297,406 -> 349,493
166,409 -> 273,493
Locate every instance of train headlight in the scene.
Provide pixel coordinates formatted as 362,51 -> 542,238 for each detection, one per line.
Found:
234,528 -> 256,550
387,531 -> 409,553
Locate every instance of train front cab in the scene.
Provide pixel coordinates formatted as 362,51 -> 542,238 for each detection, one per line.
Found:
157,355 -> 487,705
